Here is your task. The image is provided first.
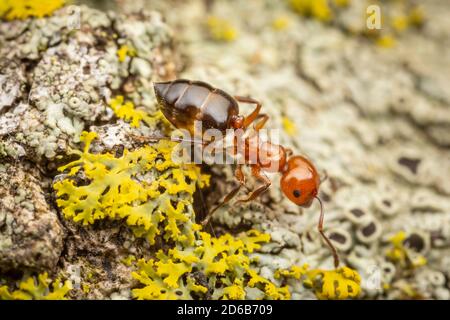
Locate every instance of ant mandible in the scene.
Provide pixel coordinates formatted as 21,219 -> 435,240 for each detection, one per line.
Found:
150,79 -> 339,268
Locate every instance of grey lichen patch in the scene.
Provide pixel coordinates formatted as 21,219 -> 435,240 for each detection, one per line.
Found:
0,162 -> 64,272
29,41 -> 112,124
0,103 -> 72,161
0,59 -> 27,114
0,5 -> 176,165
112,10 -> 177,109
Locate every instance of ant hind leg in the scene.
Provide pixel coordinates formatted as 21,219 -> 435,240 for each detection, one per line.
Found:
234,96 -> 263,129
253,114 -> 269,132
129,133 -> 207,145
236,165 -> 271,203
201,164 -> 246,226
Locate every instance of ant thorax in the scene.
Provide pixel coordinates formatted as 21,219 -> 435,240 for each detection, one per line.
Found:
170,124 -> 284,170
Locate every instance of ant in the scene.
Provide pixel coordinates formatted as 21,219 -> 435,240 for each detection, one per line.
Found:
139,79 -> 340,268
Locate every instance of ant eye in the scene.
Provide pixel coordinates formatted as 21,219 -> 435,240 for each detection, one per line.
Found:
293,190 -> 301,198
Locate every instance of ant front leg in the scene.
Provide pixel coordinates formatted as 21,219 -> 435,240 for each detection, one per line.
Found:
253,114 -> 269,132
234,96 -> 263,129
201,164 -> 246,226
236,165 -> 271,203
319,170 -> 328,185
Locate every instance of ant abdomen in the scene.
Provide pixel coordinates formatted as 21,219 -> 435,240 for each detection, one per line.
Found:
154,79 -> 240,136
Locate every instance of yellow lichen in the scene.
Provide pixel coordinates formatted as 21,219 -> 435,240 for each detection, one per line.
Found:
408,6 -> 425,27
305,267 -> 361,300
122,255 -> 137,267
132,230 -> 290,300
0,0 -> 65,21
82,283 -> 90,294
53,131 -> 209,246
0,273 -> 71,300
117,45 -> 137,62
272,16 -> 291,31
276,265 -> 361,300
289,0 -> 333,22
391,15 -> 409,33
276,264 -> 309,280
222,280 -> 246,300
109,96 -> 165,128
206,16 -> 238,42
333,0 -> 350,7
288,0 -> 424,47
282,117 -> 298,136
385,231 -> 427,269
376,34 -> 396,48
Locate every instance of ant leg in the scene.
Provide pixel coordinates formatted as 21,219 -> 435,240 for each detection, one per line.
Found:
254,114 -> 269,132
234,96 -> 263,128
284,148 -> 293,157
129,133 -> 207,145
236,165 -> 271,203
320,170 -> 328,185
315,196 -> 340,268
201,165 -> 246,226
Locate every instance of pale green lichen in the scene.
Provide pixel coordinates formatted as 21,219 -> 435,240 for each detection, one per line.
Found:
0,273 -> 71,300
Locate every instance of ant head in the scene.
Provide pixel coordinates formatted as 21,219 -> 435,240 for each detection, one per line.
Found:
280,155 -> 320,207
230,115 -> 244,129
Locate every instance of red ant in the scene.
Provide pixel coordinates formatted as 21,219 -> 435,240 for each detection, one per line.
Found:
142,79 -> 340,267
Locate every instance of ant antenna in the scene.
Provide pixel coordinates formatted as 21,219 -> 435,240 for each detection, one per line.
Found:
319,170 -> 328,185
315,195 -> 340,268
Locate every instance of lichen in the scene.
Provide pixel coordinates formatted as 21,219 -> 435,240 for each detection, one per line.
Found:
109,95 -> 164,128
289,0 -> 333,22
0,162 -> 64,271
0,0 -> 65,21
282,117 -> 298,136
132,230 -> 290,300
117,45 -> 137,63
276,265 -> 361,300
272,16 -> 291,31
53,131 -> 210,246
206,16 -> 238,42
385,231 -> 427,269
0,273 -> 71,300
288,0 -> 425,47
